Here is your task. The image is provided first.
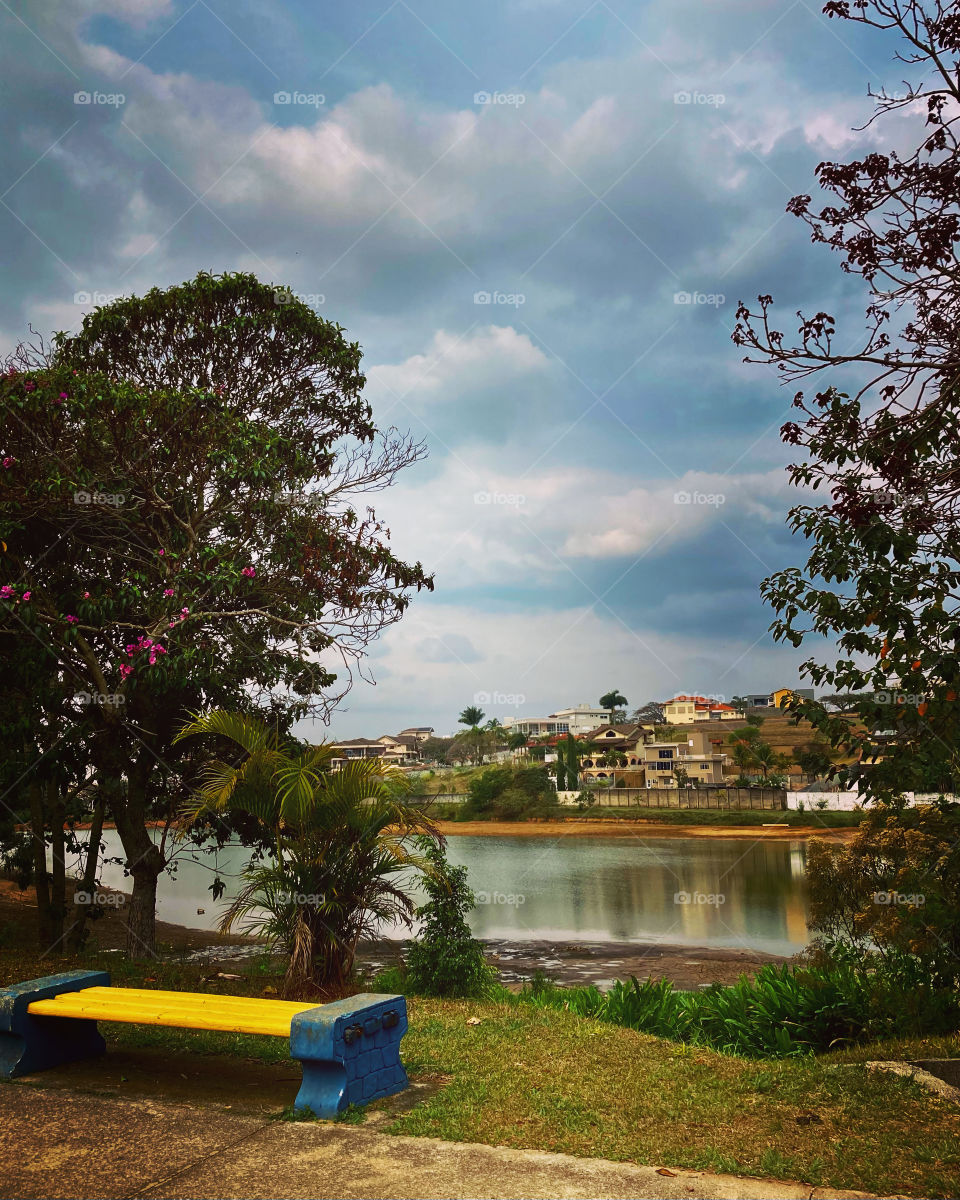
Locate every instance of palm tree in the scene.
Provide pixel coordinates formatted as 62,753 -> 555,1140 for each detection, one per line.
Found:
599,690 -> 628,722
174,711 -> 439,994
750,742 -> 792,779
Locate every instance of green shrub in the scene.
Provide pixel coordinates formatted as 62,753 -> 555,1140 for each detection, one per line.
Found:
404,839 -> 496,998
517,951 -> 960,1058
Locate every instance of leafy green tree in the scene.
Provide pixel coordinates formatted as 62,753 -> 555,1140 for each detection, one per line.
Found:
795,739 -> 834,777
1,273 -> 432,956
599,690 -> 628,721
631,700 -> 665,725
458,705 -> 485,728
405,838 -> 495,998
807,801 -> 960,991
733,4 -> 960,802
565,733 -> 579,789
555,740 -> 567,791
751,743 -> 791,779
745,712 -> 765,728
507,730 -> 528,751
175,710 -> 437,993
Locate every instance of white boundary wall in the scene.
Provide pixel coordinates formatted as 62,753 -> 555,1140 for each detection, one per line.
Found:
787,791 -> 960,811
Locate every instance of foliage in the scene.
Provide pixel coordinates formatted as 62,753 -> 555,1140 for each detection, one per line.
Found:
631,700 -> 665,724
404,838 -> 496,998
520,952 -> 960,1058
0,272 -> 432,954
806,800 -> 960,989
599,690 -> 628,719
733,5 -> 960,803
458,705 -> 485,728
462,764 -> 556,820
744,712 -> 765,728
794,738 -> 834,776
175,710 -> 438,992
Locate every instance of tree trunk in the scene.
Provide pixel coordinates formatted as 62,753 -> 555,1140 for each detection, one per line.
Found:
48,785 -> 66,954
112,765 -> 164,960
28,780 -> 53,950
66,785 -> 106,952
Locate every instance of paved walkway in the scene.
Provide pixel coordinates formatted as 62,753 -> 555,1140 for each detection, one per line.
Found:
0,1083 -> 880,1200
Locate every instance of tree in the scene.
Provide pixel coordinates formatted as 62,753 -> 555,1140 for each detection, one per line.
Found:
751,742 -> 791,779
175,710 -> 438,993
631,700 -> 665,725
458,705 -> 485,728
507,730 -> 528,751
731,696 -> 749,714
420,736 -> 453,763
733,2 -> 960,802
1,273 -> 432,955
404,838 -> 495,998
555,740 -> 567,791
795,738 -> 835,777
599,690 -> 628,721
745,712 -> 765,728
565,732 -> 579,789
807,801 -> 960,990
674,765 -> 690,788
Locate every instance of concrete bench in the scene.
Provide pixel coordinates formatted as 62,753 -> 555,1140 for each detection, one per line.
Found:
0,971 -> 408,1119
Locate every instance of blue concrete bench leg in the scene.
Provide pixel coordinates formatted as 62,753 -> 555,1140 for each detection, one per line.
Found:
290,993 -> 408,1119
0,971 -> 109,1078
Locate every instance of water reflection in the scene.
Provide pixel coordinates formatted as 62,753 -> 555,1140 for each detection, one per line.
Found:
87,832 -> 809,956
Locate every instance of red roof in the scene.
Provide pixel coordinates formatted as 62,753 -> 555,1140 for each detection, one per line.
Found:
665,695 -> 732,711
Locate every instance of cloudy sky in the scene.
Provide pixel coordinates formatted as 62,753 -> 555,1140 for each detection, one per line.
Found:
1,0 -> 913,738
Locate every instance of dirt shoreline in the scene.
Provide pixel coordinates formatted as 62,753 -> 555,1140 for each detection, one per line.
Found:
0,880 -> 795,990
435,818 -> 856,841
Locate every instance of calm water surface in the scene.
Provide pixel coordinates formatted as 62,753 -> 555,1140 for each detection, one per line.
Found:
88,831 -> 810,956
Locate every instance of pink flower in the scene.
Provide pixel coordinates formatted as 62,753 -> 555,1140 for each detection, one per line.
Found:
241,566 -> 256,578
65,614 -> 78,624
169,621 -> 176,628
24,381 -> 35,392
0,586 -> 14,599
2,457 -> 14,469
163,588 -> 174,597
22,591 -> 30,601
119,664 -> 133,679
82,591 -> 90,599
59,392 -> 67,400
158,549 -> 165,556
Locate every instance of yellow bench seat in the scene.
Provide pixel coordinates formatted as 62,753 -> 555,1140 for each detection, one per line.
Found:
28,986 -> 317,1038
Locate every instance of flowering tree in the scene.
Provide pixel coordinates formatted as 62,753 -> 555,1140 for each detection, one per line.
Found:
0,274 -> 432,955
733,1 -> 960,801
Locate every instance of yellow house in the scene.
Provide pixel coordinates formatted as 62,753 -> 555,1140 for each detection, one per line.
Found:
771,688 -> 795,708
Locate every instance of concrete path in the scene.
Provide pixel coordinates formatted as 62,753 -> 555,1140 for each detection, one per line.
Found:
0,1083 -> 880,1200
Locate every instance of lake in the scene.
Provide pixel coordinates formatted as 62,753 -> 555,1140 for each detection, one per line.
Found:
84,830 -> 810,956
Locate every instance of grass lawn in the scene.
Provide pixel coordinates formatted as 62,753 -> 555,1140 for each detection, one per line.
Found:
1,941 -> 957,1196
91,988 -> 960,1198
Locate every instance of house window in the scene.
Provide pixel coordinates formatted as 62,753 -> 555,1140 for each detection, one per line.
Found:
658,749 -> 673,759
700,763 -> 710,769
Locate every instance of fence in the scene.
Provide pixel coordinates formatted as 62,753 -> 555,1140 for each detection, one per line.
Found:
562,786 -> 787,810
788,790 -> 960,811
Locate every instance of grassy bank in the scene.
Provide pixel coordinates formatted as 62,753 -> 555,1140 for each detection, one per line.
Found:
426,804 -> 863,829
80,994 -> 960,1198
1,935 -> 957,1197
